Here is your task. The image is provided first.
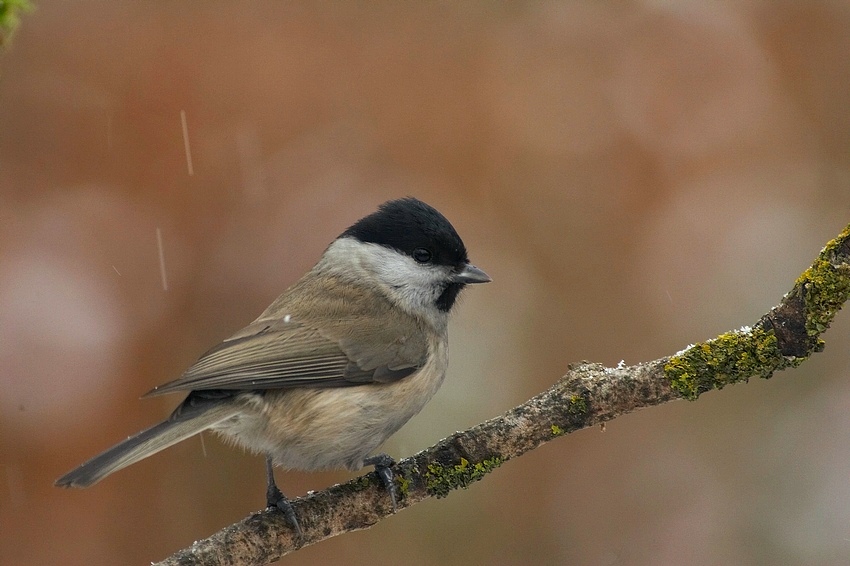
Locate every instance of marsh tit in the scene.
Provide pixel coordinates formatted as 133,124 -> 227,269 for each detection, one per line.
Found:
55,197 -> 490,531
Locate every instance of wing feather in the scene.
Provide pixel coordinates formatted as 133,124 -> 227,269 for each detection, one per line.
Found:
145,314 -> 426,396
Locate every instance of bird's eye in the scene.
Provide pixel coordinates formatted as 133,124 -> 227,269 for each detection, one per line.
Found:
412,248 -> 432,263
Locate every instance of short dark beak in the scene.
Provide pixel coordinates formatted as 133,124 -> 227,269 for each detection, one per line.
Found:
453,263 -> 491,284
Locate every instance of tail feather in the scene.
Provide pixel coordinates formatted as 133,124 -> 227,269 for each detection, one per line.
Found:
55,401 -> 239,488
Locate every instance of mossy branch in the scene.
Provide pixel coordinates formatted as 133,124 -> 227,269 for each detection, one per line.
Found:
155,223 -> 850,566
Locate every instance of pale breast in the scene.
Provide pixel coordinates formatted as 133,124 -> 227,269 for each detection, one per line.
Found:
212,336 -> 449,472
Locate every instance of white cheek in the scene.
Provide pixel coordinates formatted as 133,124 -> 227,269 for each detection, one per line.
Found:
322,239 -> 449,315
369,249 -> 446,308
373,252 -> 439,288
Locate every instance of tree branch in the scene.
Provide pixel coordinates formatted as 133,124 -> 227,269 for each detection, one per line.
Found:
155,223 -> 850,566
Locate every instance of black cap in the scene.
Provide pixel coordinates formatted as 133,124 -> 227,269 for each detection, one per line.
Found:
342,197 -> 470,270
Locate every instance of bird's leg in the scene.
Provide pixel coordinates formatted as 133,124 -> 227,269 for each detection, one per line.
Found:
265,455 -> 302,536
363,453 -> 398,511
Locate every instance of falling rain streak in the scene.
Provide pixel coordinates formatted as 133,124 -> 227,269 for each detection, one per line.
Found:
181,110 -> 194,176
156,227 -> 169,291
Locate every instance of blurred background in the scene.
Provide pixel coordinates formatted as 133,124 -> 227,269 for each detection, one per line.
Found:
2,2 -> 850,565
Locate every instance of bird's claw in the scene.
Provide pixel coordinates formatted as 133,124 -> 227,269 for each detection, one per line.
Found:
266,457 -> 302,536
266,482 -> 302,536
364,453 -> 398,511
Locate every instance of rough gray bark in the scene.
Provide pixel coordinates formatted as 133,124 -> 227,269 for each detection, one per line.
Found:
155,224 -> 850,566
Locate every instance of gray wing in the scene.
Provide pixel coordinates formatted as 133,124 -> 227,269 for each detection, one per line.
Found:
144,316 -> 427,397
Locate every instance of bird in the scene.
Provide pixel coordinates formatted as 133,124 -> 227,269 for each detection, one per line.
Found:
55,197 -> 491,533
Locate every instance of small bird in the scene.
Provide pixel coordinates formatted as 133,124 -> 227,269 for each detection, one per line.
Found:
55,197 -> 490,532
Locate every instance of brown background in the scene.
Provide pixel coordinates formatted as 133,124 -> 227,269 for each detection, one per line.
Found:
2,2 -> 850,565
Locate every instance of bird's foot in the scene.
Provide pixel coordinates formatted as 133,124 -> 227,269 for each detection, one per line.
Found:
364,453 -> 398,512
266,481 -> 302,536
266,457 -> 302,536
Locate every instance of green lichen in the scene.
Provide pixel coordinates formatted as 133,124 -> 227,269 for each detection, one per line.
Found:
425,456 -> 503,499
797,225 -> 850,347
567,395 -> 587,415
665,224 -> 850,401
795,258 -> 850,342
820,224 -> 850,258
664,326 -> 787,401
551,424 -> 564,436
354,474 -> 373,489
396,474 -> 411,498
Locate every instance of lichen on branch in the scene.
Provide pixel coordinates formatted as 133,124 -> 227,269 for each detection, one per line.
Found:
665,224 -> 850,400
